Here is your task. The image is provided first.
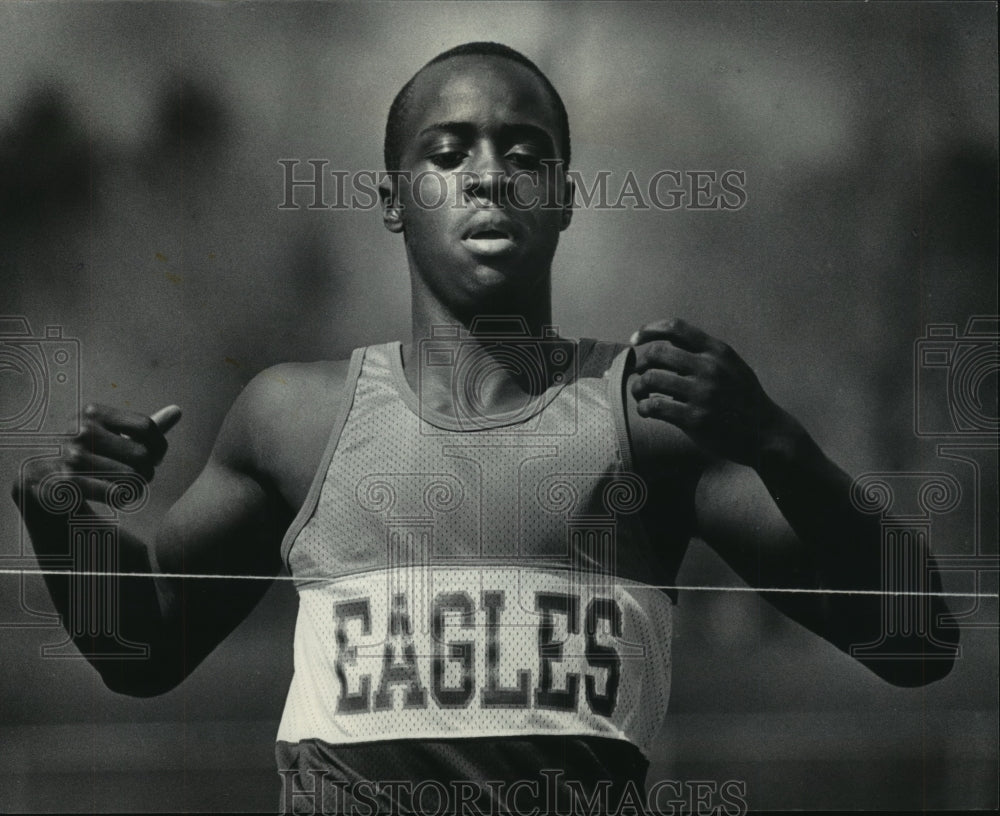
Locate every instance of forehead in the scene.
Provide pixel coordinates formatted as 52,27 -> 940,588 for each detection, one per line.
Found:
401,55 -> 562,149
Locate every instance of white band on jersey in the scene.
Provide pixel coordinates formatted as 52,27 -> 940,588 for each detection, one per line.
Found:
277,566 -> 672,756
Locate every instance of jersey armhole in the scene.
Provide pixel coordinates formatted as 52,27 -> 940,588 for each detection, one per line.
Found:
607,345 -> 637,474
280,347 -> 367,573
606,344 -> 682,604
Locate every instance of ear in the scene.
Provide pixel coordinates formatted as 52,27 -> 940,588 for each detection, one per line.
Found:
380,173 -> 404,234
559,174 -> 574,231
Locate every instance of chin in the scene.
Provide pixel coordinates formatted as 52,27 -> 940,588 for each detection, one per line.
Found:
469,262 -> 517,287
470,257 -> 548,296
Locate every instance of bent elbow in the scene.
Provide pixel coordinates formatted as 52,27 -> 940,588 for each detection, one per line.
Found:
98,663 -> 185,698
876,658 -> 956,687
857,638 -> 960,687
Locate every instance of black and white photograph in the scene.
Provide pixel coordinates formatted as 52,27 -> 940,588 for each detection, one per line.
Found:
1,1 -> 997,813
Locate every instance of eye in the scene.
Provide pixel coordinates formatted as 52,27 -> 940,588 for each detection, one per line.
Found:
428,151 -> 467,170
506,151 -> 542,171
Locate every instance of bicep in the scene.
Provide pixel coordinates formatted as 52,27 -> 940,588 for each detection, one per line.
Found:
151,439 -> 288,666
156,457 -> 286,578
155,365 -> 298,582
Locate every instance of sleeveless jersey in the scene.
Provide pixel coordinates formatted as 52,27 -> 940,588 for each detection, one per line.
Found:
276,340 -> 679,814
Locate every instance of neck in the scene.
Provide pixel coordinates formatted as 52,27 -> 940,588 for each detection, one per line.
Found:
402,278 -> 573,420
410,279 -> 555,342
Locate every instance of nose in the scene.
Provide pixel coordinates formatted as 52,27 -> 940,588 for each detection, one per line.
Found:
463,146 -> 507,205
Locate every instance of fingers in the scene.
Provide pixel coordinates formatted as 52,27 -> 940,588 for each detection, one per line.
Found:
65,440 -> 156,482
75,403 -> 172,481
632,340 -> 701,376
65,474 -> 123,505
151,404 -> 182,434
14,404 -> 182,513
86,403 -> 157,438
18,465 -> 146,508
84,403 -> 173,464
91,425 -> 158,472
634,393 -> 708,430
631,368 -> 697,403
628,318 -> 729,432
81,404 -> 167,467
630,317 -> 725,355
30,404 -> 179,506
630,318 -> 734,384
631,364 -> 704,426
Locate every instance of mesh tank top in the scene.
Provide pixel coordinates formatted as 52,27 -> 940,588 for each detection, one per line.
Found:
275,339 -> 676,814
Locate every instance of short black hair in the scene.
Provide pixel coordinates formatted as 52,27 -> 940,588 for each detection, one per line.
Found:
383,41 -> 571,172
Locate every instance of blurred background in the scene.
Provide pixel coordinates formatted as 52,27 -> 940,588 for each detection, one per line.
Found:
0,1 -> 996,811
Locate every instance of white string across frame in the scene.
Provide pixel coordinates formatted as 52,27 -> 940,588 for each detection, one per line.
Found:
0,567 -> 993,599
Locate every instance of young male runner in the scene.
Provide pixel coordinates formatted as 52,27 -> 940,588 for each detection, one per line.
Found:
13,42 -> 957,814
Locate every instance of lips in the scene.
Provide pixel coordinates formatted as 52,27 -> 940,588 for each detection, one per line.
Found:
461,215 -> 518,257
462,215 -> 516,241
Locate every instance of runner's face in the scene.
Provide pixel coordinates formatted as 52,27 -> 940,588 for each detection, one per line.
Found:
387,56 -> 571,312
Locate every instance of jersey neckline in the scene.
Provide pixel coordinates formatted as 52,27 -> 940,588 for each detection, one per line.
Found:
383,339 -> 593,432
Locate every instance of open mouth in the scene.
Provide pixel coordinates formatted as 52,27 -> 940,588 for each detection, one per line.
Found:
469,228 -> 510,240
462,225 -> 516,256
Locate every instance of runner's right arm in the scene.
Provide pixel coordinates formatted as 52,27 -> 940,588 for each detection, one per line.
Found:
12,374 -> 295,696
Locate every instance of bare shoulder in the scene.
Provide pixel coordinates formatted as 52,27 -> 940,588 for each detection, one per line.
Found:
215,358 -> 353,512
235,359 -> 351,429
